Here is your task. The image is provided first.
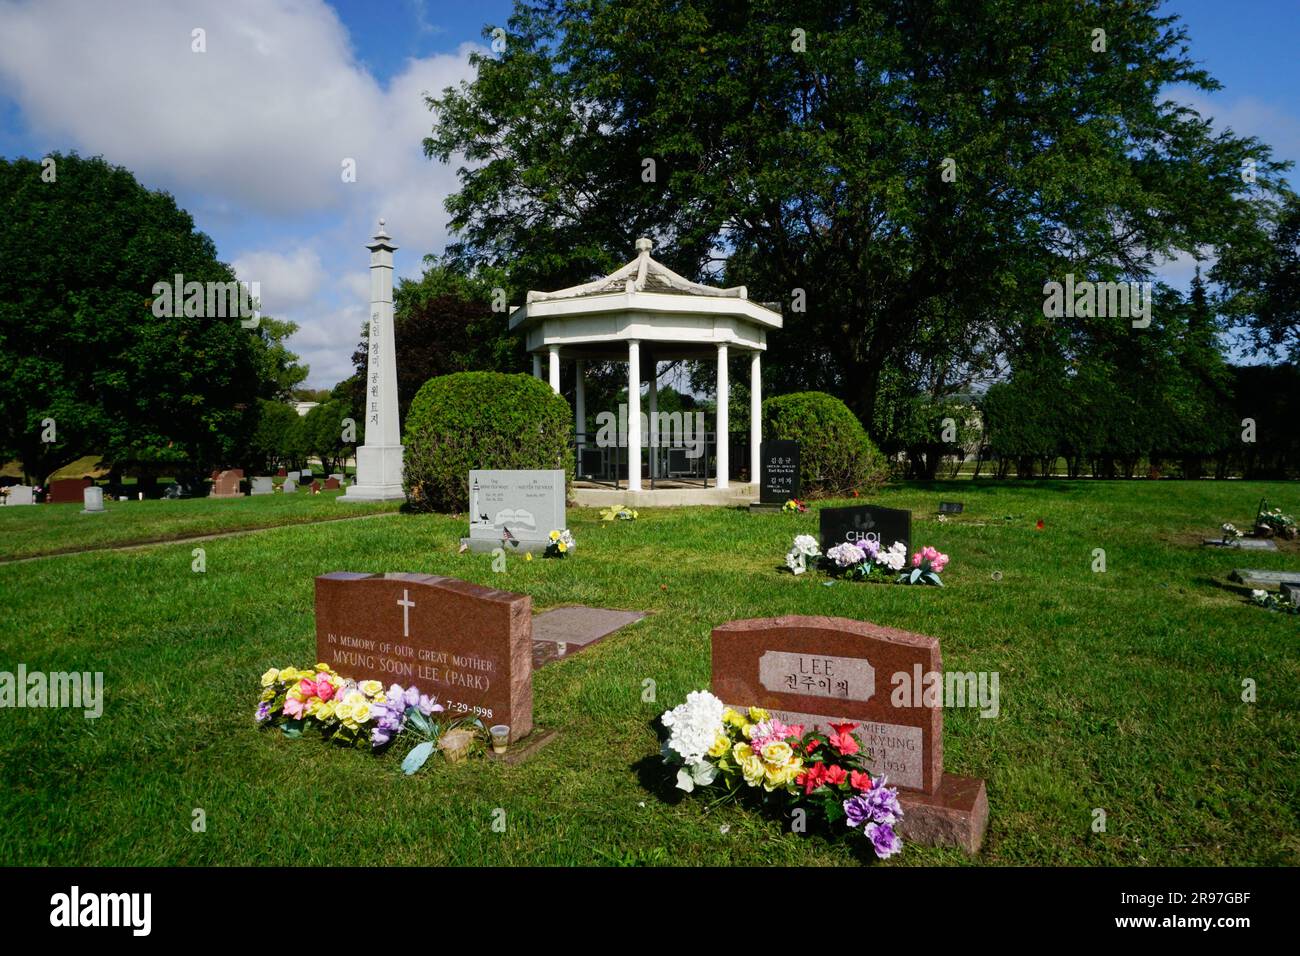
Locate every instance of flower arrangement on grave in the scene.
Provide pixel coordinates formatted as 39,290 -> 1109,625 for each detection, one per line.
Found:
1254,503 -> 1297,540
255,663 -> 484,772
823,539 -> 909,580
1220,522 -> 1244,543
898,546 -> 948,586
545,528 -> 576,557
1251,589 -> 1300,614
782,498 -> 807,514
600,505 -> 638,521
658,691 -> 903,860
785,534 -> 821,574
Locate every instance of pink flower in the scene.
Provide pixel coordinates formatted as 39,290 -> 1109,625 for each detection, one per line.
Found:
315,680 -> 335,702
911,552 -> 922,568
283,697 -> 305,719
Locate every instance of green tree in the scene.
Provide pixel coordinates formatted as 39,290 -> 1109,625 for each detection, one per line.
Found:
424,0 -> 1288,445
0,153 -> 283,486
301,399 -> 353,476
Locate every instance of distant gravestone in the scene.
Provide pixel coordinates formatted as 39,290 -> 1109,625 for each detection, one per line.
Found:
47,477 -> 92,504
315,572 -> 533,741
712,615 -> 987,853
819,504 -> 911,556
938,502 -> 964,514
301,469 -> 314,481
310,480 -> 322,493
5,485 -> 34,506
276,467 -> 287,478
1282,582 -> 1300,606
250,477 -> 275,495
287,471 -> 300,483
283,478 -> 298,494
463,469 -> 566,554
324,477 -> 340,490
211,469 -> 244,498
1232,568 -> 1300,587
1203,537 -> 1277,551
759,440 -> 800,504
330,473 -> 344,482
81,487 -> 105,514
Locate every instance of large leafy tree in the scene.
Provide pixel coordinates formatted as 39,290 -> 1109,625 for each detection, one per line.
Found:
0,153 -> 301,484
424,0 -> 1288,441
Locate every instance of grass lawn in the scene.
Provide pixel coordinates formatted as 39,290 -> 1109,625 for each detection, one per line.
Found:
0,490 -> 398,561
0,479 -> 1296,866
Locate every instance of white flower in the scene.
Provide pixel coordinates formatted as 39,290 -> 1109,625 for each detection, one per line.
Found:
661,690 -> 726,765
792,534 -> 820,557
785,549 -> 807,574
827,542 -> 866,568
876,541 -> 908,572
1252,589 -> 1268,600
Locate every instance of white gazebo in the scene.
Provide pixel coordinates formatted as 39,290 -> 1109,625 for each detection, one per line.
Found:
508,238 -> 782,504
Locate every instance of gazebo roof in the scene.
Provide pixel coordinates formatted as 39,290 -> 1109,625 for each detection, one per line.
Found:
509,238 -> 782,336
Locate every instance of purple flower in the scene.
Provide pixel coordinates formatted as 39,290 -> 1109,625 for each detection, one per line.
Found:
255,702 -> 272,723
843,793 -> 872,828
418,694 -> 443,716
403,685 -> 421,709
865,821 -> 902,859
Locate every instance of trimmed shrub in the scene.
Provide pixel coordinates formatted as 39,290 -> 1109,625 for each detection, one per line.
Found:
761,392 -> 888,497
402,372 -> 573,512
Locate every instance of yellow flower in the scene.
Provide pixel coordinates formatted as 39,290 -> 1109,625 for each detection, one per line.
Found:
316,701 -> 336,722
722,708 -> 745,728
732,742 -> 753,763
742,723 -> 756,740
352,701 -> 372,724
314,663 -> 333,674
549,530 -> 560,541
708,733 -> 731,758
557,541 -> 567,553
359,680 -> 383,697
525,553 -> 533,562
760,741 -> 794,767
260,668 -> 280,687
334,701 -> 353,722
741,756 -> 766,788
748,706 -> 769,722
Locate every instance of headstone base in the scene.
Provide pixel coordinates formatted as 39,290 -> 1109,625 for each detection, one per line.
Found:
748,502 -> 782,513
896,773 -> 989,855
460,537 -> 550,555
79,509 -> 107,515
1203,538 -> 1277,551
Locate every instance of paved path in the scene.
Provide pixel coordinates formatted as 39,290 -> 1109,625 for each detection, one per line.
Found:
0,510 -> 401,565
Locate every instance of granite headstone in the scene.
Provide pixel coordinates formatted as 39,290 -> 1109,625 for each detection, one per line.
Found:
81,486 -> 105,513
5,485 -> 34,506
251,477 -> 275,495
315,572 -> 533,740
211,469 -> 244,498
47,477 -> 92,504
819,504 -> 911,555
759,440 -> 801,504
464,469 -> 566,554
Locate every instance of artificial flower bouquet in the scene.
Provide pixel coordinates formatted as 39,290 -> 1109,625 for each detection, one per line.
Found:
659,690 -> 903,860
785,534 -> 821,574
255,663 -> 483,773
782,498 -> 808,514
545,528 -> 576,557
823,538 -> 908,580
1220,522 -> 1244,543
1255,504 -> 1297,540
1251,589 -> 1299,614
600,505 -> 639,521
899,545 -> 948,586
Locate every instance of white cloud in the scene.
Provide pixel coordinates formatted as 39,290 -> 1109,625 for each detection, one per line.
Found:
0,0 -> 483,387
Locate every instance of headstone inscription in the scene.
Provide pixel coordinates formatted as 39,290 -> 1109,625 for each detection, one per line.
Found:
211,469 -> 244,498
315,572 -> 533,741
47,477 -> 92,504
819,504 -> 911,556
81,486 -> 105,514
759,440 -> 800,504
712,615 -> 988,853
463,469 -> 566,554
251,477 -> 275,495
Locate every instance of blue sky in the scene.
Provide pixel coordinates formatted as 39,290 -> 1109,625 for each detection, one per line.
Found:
0,0 -> 1295,387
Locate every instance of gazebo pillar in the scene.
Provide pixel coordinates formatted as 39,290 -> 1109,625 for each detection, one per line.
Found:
532,354 -> 542,379
548,346 -> 561,393
750,350 -> 761,486
627,339 -> 642,491
575,360 -> 586,446
648,360 -> 658,480
716,344 -> 729,490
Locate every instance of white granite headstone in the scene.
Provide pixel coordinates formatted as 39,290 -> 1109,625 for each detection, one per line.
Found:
464,469 -> 566,553
251,477 -> 275,495
283,478 -> 298,494
82,487 -> 105,513
6,485 -> 34,506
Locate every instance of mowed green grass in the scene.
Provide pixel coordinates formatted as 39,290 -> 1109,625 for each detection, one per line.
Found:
0,490 -> 398,561
0,480 -> 1296,866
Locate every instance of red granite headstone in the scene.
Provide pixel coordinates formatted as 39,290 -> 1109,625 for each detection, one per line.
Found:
310,479 -> 322,493
46,477 -> 93,504
277,467 -> 287,477
711,615 -> 988,852
314,572 -> 533,741
211,469 -> 244,498
324,477 -> 340,490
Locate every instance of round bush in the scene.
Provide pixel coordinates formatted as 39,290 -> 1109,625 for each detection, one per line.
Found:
403,372 -> 573,512
761,391 -> 887,497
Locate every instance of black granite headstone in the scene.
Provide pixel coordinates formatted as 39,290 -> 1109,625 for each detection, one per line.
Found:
939,501 -> 964,514
819,504 -> 911,555
759,440 -> 801,504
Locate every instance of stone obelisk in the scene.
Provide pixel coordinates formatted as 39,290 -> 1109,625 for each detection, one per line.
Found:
342,219 -> 405,501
